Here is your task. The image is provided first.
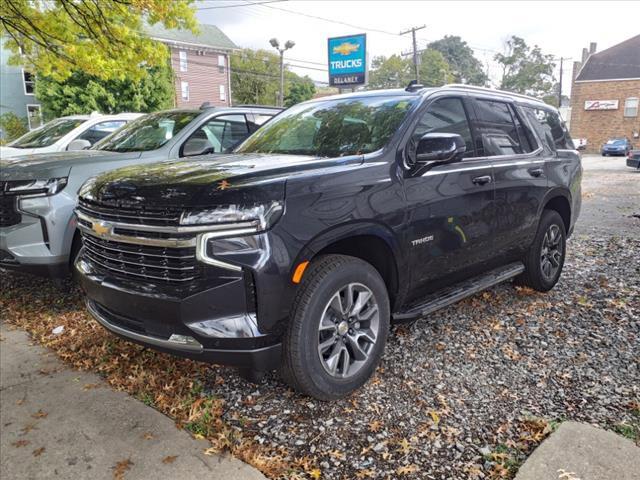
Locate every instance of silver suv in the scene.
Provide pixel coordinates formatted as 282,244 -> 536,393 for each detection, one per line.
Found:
0,105 -> 281,278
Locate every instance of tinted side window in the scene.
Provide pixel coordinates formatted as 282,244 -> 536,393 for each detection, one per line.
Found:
473,99 -> 534,156
247,113 -> 274,132
411,97 -> 474,158
76,121 -> 126,145
183,114 -> 249,155
523,107 -> 572,151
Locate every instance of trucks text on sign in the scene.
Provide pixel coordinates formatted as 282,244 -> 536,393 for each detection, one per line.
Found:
328,34 -> 367,87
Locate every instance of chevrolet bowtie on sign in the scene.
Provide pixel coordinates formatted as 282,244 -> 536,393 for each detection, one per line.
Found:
328,34 -> 367,87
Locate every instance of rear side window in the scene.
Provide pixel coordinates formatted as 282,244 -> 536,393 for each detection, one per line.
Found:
522,107 -> 573,151
411,97 -> 475,158
473,99 -> 535,156
76,120 -> 126,145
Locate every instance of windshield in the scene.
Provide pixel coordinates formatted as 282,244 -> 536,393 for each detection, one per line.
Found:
607,139 -> 626,145
9,118 -> 85,148
95,111 -> 199,153
236,95 -> 417,157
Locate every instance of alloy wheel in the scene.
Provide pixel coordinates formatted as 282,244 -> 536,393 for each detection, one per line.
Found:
540,224 -> 563,280
317,283 -> 380,378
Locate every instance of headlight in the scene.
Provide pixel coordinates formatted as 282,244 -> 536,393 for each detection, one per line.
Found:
181,201 -> 283,231
4,177 -> 68,197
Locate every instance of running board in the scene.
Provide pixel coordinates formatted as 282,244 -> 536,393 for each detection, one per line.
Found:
393,262 -> 525,321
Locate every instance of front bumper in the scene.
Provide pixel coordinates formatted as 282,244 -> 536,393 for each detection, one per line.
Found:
77,257 -> 282,370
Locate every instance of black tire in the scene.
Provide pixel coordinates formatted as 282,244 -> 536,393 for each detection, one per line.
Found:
281,254 -> 390,400
516,209 -> 566,292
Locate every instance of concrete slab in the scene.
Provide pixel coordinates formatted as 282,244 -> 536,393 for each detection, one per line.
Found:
0,323 -> 266,480
515,421 -> 640,480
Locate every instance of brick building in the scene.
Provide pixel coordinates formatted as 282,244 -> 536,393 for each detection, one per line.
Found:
145,24 -> 238,109
569,35 -> 640,152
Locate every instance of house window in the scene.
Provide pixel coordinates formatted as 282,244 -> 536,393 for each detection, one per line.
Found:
624,98 -> 639,117
218,55 -> 226,73
181,81 -> 189,101
219,85 -> 226,102
26,104 -> 43,130
23,70 -> 35,95
179,51 -> 187,72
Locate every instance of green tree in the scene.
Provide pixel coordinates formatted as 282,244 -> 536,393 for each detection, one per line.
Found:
367,54 -> 413,89
428,35 -> 488,86
1,0 -> 196,81
0,112 -> 28,142
284,76 -> 316,107
495,36 -> 556,97
418,49 -> 454,87
35,64 -> 175,118
230,49 -> 281,105
230,48 -> 314,106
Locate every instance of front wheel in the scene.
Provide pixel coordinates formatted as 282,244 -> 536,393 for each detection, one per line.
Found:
281,255 -> 390,400
516,209 -> 566,292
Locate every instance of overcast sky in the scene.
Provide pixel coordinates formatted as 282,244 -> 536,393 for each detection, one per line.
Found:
196,1 -> 640,93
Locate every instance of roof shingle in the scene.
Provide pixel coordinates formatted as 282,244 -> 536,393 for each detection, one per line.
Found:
576,34 -> 640,82
144,23 -> 238,51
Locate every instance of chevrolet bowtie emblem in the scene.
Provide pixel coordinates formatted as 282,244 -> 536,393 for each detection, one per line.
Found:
92,221 -> 110,236
333,42 -> 359,56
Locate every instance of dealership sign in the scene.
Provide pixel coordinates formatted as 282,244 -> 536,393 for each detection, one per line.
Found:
584,100 -> 619,111
328,34 -> 367,87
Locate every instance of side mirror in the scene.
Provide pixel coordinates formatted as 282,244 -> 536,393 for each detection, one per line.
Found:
182,138 -> 214,157
416,133 -> 466,164
67,139 -> 92,151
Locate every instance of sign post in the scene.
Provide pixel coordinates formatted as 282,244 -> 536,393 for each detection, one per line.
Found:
328,34 -> 367,88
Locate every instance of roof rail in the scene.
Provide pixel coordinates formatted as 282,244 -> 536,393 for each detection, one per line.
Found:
234,104 -> 284,110
442,84 -> 542,103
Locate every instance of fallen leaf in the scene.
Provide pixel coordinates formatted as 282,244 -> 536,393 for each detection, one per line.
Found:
32,410 -> 48,419
12,440 -> 29,448
309,468 -> 321,479
397,464 -> 419,475
203,447 -> 218,456
32,447 -> 45,457
112,459 -> 133,480
83,383 -> 100,390
162,455 -> 178,464
368,420 -> 382,432
142,432 -> 154,440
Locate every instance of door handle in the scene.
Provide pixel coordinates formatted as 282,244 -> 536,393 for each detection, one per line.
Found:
528,167 -> 544,177
472,175 -> 492,185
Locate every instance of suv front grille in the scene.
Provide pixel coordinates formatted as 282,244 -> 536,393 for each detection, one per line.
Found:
0,196 -> 21,227
82,235 -> 200,283
77,198 -> 183,227
78,198 -> 202,283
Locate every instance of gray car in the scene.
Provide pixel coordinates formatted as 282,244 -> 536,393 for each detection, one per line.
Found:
0,105 -> 281,278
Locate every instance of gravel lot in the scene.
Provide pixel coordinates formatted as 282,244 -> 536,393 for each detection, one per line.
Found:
2,155 -> 638,479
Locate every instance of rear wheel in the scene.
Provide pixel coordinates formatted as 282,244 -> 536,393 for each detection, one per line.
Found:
517,209 -> 566,292
281,255 -> 390,400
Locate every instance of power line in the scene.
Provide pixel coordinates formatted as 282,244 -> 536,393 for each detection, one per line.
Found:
196,0 -> 286,10
251,2 -> 400,37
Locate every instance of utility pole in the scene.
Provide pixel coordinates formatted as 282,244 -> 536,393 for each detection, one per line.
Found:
400,25 -> 426,83
269,38 -> 295,107
557,57 -> 565,108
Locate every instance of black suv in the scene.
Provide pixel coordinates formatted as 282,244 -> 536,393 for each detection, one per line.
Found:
75,85 -> 581,400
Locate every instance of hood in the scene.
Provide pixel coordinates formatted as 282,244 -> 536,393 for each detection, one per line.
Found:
0,145 -> 36,158
81,152 -> 362,208
0,150 -> 140,181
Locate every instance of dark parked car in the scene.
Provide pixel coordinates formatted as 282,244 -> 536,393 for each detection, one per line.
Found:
627,149 -> 640,169
602,137 -> 633,156
74,84 -> 582,400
